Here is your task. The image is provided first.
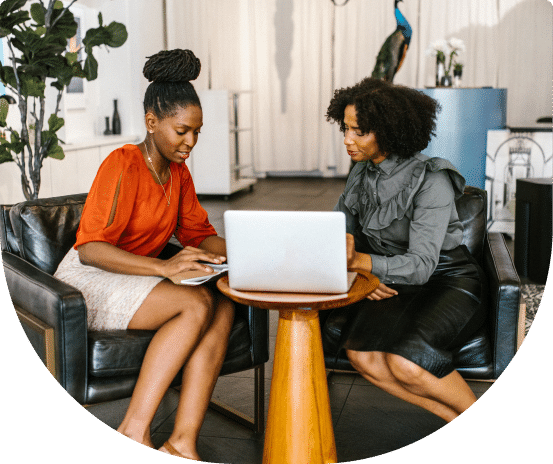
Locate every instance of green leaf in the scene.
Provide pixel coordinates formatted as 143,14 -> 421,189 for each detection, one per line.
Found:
50,7 -> 77,38
83,52 -> 98,81
0,9 -> 30,33
65,51 -> 78,64
0,145 -> 15,164
34,26 -> 46,36
30,3 -> 46,27
0,100 -> 9,126
3,130 -> 25,155
82,26 -> 111,49
98,12 -> 103,27
1,66 -> 17,89
105,22 -> 128,48
50,81 -> 63,91
0,0 -> 27,17
54,67 -> 75,87
47,142 -> 64,160
48,114 -> 64,133
21,75 -> 46,98
53,1 -> 64,9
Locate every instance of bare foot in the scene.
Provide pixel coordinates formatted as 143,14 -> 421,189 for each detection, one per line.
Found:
159,441 -> 200,461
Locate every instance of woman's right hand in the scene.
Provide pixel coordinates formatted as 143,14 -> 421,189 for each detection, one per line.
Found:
366,283 -> 398,301
158,246 -> 226,279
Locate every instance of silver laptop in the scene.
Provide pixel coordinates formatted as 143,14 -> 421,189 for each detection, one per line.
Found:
224,210 -> 355,293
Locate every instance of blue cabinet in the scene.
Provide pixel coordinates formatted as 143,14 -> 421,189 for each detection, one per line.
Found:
418,88 -> 507,189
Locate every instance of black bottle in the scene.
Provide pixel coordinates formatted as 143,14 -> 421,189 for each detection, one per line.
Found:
112,99 -> 121,135
103,116 -> 112,135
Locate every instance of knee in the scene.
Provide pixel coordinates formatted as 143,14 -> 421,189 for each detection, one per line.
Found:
385,353 -> 426,386
347,350 -> 386,380
183,286 -> 217,329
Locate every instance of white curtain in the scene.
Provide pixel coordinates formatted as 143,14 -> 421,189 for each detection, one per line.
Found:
166,0 -> 552,176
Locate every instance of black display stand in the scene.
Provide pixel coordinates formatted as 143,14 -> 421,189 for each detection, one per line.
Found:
514,178 -> 552,284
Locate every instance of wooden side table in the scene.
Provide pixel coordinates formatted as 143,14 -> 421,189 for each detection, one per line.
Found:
217,271 -> 379,464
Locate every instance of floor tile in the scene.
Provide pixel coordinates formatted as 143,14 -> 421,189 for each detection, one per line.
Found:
86,387 -> 180,432
210,376 -> 272,429
197,435 -> 264,464
333,384 -> 446,461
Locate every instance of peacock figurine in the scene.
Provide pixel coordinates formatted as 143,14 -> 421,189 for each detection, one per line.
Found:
371,0 -> 412,82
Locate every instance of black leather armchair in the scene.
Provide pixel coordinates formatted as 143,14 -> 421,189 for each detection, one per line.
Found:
321,186 -> 522,380
1,193 -> 269,432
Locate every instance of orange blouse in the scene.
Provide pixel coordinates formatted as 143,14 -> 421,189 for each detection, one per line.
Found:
74,144 -> 217,257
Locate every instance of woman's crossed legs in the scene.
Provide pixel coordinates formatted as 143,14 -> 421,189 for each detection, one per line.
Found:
117,279 -> 234,460
346,350 -> 477,423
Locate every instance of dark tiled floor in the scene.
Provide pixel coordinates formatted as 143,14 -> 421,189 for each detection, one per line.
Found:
88,177 -> 496,463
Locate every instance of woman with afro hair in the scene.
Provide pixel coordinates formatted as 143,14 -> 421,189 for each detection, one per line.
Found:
324,77 -> 487,422
54,49 -> 233,459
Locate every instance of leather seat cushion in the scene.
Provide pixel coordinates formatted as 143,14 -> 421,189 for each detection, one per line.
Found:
9,194 -> 87,275
322,319 -> 492,371
89,313 -> 252,377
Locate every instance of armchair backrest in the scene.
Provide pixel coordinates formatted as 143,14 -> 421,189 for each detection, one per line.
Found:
1,187 -> 488,275
456,186 -> 487,263
0,194 -> 87,275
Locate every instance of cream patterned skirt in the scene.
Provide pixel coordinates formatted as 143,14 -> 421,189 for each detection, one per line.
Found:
54,248 -> 164,331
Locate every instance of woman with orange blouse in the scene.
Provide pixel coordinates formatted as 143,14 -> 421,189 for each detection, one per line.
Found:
54,49 -> 232,460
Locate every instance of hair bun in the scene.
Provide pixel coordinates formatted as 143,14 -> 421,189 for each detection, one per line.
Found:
143,49 -> 201,83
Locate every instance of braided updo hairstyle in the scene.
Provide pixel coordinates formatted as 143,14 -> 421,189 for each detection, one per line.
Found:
143,49 -> 201,119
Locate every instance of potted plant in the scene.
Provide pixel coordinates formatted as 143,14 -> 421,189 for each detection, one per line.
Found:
426,37 -> 465,87
453,62 -> 463,87
0,0 -> 128,200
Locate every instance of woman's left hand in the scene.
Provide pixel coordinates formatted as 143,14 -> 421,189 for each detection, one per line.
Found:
366,283 -> 398,301
346,233 -> 373,273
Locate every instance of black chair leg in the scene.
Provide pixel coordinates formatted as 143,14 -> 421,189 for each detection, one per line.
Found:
209,364 -> 265,434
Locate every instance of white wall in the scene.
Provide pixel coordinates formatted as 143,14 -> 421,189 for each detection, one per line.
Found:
2,0 -> 551,198
0,0 -> 164,203
61,0 -> 165,142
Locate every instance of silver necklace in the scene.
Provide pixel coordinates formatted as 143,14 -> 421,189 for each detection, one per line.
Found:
144,142 -> 172,206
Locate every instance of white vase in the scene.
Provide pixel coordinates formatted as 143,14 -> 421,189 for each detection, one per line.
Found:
453,69 -> 463,88
435,60 -> 445,87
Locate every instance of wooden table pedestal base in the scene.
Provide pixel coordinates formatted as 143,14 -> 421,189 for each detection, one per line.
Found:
262,309 -> 337,464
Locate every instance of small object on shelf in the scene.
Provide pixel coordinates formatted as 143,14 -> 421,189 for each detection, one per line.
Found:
103,116 -> 112,135
112,99 -> 121,135
435,59 -> 445,87
453,63 -> 463,88
440,74 -> 453,87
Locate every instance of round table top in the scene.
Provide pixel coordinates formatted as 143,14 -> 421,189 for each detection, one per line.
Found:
216,270 -> 380,311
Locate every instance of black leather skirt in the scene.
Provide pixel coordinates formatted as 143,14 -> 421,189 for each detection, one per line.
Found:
325,245 -> 487,378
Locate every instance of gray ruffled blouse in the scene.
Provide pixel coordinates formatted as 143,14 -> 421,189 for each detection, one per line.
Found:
334,152 -> 466,286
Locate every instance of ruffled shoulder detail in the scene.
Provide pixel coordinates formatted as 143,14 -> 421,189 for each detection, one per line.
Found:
342,153 -> 465,232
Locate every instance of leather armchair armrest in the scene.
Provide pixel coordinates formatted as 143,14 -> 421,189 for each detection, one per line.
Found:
482,233 -> 521,378
2,251 -> 88,403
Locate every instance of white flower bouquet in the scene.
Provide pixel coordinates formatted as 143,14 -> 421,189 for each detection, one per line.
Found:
426,37 -> 465,77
